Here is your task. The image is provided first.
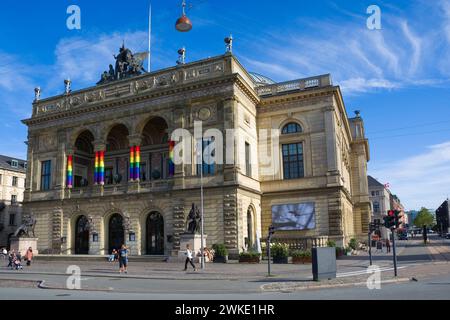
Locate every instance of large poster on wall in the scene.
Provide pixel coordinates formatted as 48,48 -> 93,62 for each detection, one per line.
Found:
271,202 -> 316,230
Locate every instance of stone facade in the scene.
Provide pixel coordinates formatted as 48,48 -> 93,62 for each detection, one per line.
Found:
0,155 -> 27,248
22,53 -> 370,256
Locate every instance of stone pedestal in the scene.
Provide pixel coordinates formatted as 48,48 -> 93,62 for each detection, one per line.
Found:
10,237 -> 39,256
177,233 -> 208,263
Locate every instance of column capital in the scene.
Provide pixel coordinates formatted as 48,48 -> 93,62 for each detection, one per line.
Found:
93,140 -> 106,152
128,134 -> 143,147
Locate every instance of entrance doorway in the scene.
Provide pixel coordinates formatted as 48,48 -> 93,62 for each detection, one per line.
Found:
146,212 -> 164,255
75,215 -> 90,254
109,214 -> 124,253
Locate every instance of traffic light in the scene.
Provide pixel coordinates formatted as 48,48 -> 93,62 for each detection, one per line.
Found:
383,210 -> 395,228
268,225 -> 275,239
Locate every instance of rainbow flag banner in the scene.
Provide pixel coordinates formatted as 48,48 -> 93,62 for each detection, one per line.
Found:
169,140 -> 175,176
129,146 -> 135,181
99,151 -> 105,185
67,155 -> 73,188
134,146 -> 141,181
94,151 -> 99,185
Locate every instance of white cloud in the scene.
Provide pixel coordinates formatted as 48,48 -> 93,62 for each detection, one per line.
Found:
370,141 -> 450,210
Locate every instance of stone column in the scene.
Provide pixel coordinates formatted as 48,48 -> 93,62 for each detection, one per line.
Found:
222,97 -> 238,182
324,106 -> 339,186
172,199 -> 186,255
223,191 -> 239,258
24,135 -> 36,202
51,207 -> 63,254
55,130 -> 68,199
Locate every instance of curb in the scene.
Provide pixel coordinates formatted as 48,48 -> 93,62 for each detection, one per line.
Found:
261,277 -> 410,292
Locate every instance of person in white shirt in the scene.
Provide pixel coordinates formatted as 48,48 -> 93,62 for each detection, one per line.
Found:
183,244 -> 197,271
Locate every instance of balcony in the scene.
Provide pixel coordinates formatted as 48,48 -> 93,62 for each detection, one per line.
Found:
256,74 -> 332,97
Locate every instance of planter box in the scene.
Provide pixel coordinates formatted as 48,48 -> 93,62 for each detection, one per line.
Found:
239,256 -> 261,263
213,256 -> 228,263
292,257 -> 312,264
273,257 -> 289,264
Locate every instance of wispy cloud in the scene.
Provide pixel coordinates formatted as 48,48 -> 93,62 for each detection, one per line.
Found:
371,141 -> 450,210
236,2 -> 450,95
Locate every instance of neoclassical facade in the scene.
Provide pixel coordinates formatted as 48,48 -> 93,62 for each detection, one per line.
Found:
22,52 -> 370,257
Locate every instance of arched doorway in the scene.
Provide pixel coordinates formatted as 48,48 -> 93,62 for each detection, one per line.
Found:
146,212 -> 164,255
247,207 -> 255,249
75,215 -> 90,254
109,214 -> 124,253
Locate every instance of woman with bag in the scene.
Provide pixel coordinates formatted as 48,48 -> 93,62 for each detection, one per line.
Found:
25,247 -> 33,266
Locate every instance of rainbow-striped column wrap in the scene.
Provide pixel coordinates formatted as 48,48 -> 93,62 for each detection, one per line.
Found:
129,146 -> 135,181
169,140 -> 175,176
134,146 -> 141,181
94,151 -> 99,185
67,155 -> 73,188
99,151 -> 105,185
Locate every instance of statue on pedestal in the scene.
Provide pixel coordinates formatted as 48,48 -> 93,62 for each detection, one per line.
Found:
14,214 -> 36,238
186,203 -> 201,234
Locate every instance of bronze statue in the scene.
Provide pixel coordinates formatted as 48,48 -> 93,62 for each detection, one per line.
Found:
14,214 -> 36,238
186,203 -> 201,234
97,43 -> 148,85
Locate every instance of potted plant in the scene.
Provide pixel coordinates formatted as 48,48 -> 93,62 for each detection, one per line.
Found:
212,243 -> 228,263
326,240 -> 336,248
291,250 -> 312,264
239,251 -> 261,263
271,243 -> 289,264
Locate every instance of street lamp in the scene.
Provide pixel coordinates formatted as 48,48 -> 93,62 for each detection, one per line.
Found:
175,0 -> 193,32
197,139 -> 205,269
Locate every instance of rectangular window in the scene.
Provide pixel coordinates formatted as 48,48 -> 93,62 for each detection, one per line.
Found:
371,191 -> 375,196
197,138 -> 215,176
12,176 -> 18,187
9,214 -> 15,226
140,162 -> 147,181
282,143 -> 304,179
40,160 -> 52,191
11,195 -> 17,204
11,160 -> 18,168
373,202 -> 380,213
245,142 -> 251,177
105,167 -> 113,185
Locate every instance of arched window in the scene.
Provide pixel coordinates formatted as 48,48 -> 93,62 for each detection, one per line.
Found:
282,122 -> 302,134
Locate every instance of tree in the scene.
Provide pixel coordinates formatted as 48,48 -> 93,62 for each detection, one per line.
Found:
413,207 -> 434,227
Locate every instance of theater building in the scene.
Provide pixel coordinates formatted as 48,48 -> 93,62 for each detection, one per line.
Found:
22,48 -> 370,257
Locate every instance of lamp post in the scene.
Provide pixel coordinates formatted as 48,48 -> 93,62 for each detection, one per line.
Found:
197,139 -> 205,269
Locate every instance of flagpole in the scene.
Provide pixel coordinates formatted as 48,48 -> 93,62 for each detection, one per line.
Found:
148,3 -> 152,72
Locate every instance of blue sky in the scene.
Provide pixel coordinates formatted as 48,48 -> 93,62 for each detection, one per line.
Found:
1,0 -> 449,210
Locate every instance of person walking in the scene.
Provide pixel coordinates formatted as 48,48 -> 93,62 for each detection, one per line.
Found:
7,250 -> 15,269
183,244 -> 197,272
385,238 -> 391,253
118,244 -> 129,274
24,247 -> 33,266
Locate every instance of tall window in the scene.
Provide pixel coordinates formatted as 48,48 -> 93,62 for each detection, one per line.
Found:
373,202 -> 380,213
245,142 -> 251,177
11,195 -> 17,204
282,122 -> 302,134
9,214 -> 15,226
282,143 -> 304,179
197,138 -> 215,176
12,176 -> 18,187
40,160 -> 52,191
11,160 -> 18,168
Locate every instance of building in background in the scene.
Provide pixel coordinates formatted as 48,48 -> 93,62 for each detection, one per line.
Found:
368,176 -> 391,238
436,199 -> 449,235
390,194 -> 407,227
21,47 -> 371,257
0,155 -> 27,249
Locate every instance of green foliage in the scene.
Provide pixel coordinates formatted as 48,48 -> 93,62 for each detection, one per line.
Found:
413,207 -> 435,227
270,243 -> 289,258
212,243 -> 228,257
291,250 -> 312,258
326,240 -> 336,247
239,251 -> 261,259
348,238 -> 358,250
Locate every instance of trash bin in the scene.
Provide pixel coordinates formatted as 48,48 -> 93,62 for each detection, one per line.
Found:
312,247 -> 337,281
